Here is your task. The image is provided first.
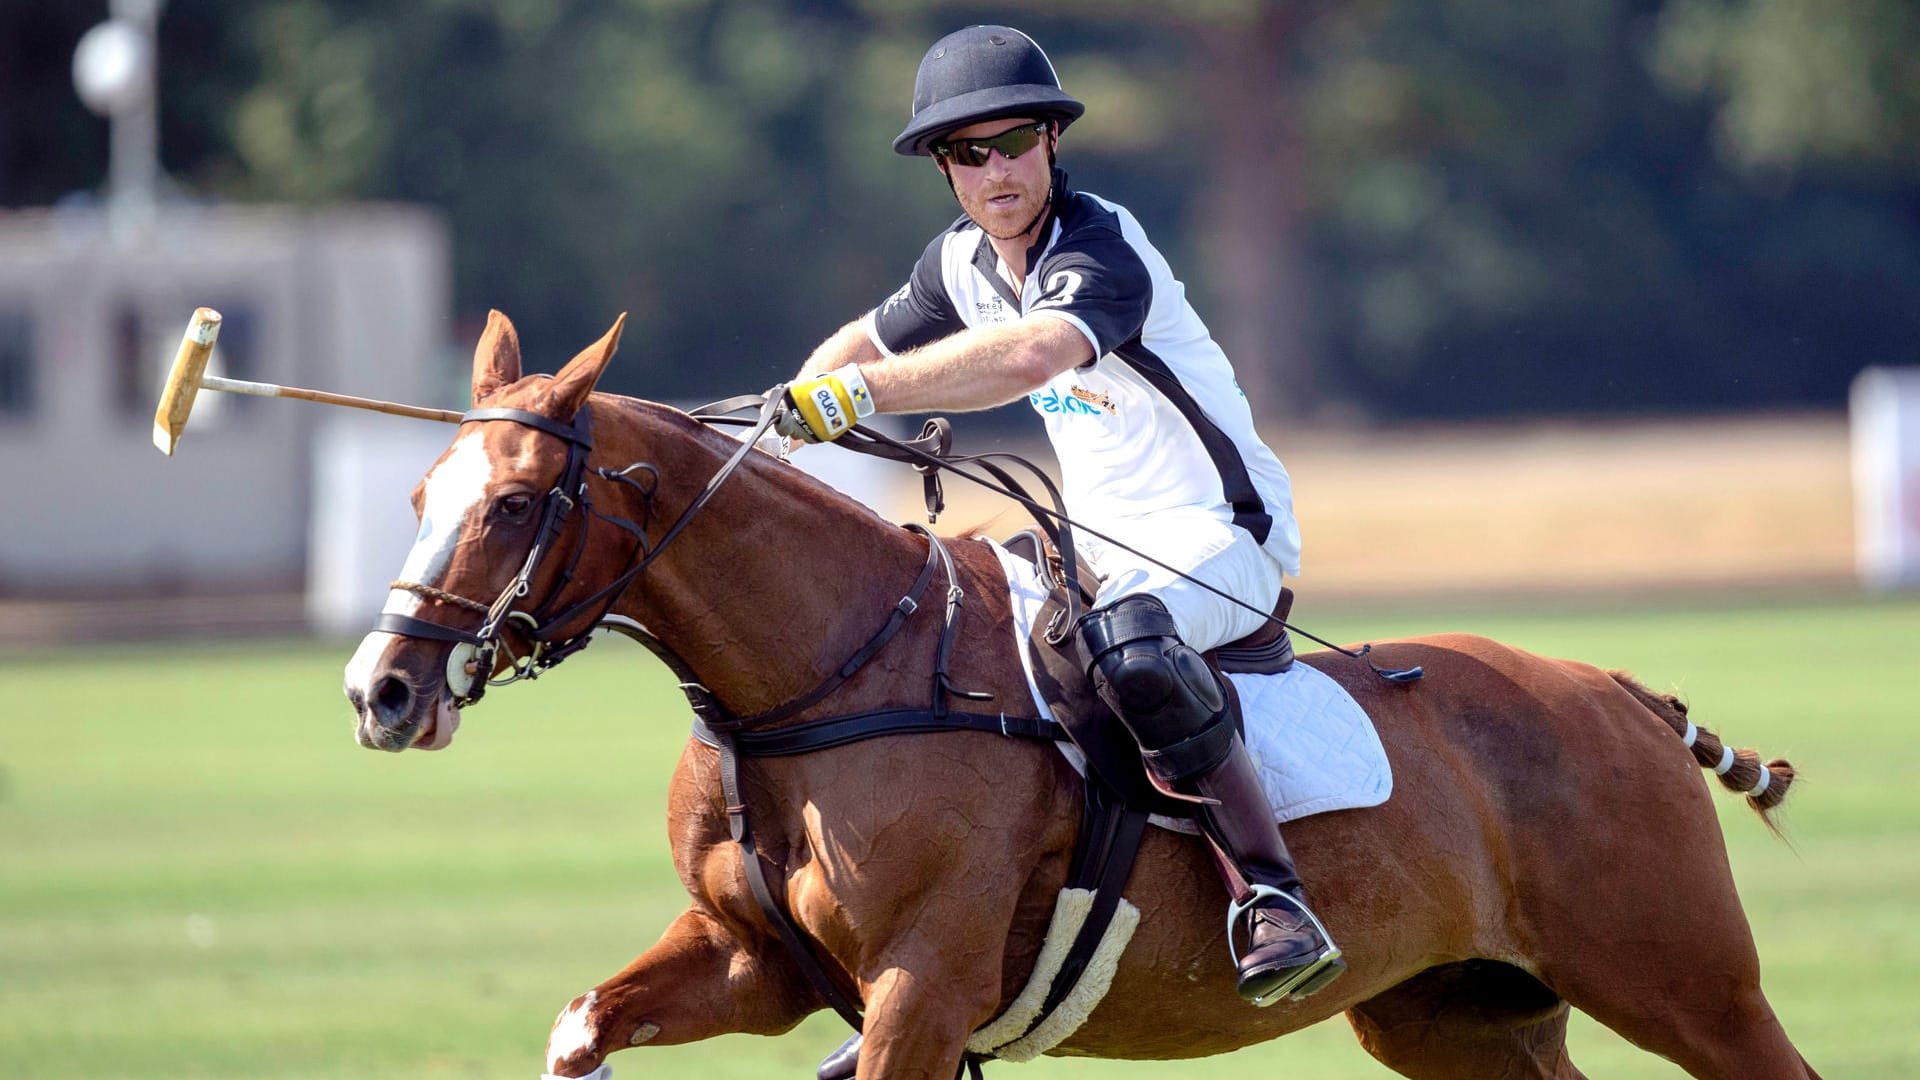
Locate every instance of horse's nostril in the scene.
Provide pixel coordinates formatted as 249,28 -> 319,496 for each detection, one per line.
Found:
373,675 -> 413,716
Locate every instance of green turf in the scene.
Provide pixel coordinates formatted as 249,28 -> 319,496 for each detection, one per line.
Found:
3,594 -> 1915,1078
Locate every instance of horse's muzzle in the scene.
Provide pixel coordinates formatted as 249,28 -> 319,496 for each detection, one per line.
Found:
349,672 -> 418,751
345,632 -> 460,752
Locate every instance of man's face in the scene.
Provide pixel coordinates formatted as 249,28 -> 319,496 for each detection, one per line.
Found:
934,117 -> 1054,241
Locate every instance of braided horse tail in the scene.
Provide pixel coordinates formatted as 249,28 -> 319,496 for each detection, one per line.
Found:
1609,672 -> 1797,835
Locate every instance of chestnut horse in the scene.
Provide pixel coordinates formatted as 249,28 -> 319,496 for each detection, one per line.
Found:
344,314 -> 1818,1080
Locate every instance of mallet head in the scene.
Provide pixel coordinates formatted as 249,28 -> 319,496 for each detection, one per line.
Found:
152,307 -> 222,456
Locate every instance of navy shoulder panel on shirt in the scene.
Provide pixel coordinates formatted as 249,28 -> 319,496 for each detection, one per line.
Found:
1030,192 -> 1153,356
872,227 -> 967,354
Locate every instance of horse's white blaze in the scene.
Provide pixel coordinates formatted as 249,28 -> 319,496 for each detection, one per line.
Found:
546,991 -> 599,1073
344,630 -> 403,699
383,431 -> 496,617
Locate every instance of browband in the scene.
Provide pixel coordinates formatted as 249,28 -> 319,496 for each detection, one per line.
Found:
463,407 -> 593,447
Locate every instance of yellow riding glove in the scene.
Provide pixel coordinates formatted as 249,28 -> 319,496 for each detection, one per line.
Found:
779,365 -> 875,443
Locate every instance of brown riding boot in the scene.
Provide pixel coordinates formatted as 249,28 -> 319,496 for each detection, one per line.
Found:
1191,732 -> 1346,1005
1077,596 -> 1343,1005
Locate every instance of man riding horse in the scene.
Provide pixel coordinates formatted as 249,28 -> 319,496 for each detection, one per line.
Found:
778,24 -> 1342,1009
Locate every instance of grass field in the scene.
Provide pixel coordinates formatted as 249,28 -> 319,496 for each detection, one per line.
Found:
3,593 -> 1916,1079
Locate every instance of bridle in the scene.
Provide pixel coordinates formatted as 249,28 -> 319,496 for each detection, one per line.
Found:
376,391 -> 979,716
379,405 -> 623,704
378,396 -> 780,707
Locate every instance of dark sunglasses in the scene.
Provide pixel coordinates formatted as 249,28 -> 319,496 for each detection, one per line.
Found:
932,122 -> 1049,168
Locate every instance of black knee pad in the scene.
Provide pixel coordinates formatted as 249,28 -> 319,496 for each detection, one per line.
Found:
1078,596 -> 1233,783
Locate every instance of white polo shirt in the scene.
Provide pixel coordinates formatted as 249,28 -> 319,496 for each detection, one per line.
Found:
866,170 -> 1301,576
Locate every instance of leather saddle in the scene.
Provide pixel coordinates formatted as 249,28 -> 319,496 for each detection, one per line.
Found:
1001,530 -> 1295,818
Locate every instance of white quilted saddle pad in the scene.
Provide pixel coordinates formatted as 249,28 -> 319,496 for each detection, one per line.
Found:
989,540 -> 1393,831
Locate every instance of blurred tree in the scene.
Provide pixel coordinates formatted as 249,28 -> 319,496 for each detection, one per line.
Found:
1185,4 -> 1327,416
1294,0 -> 1920,418
1651,0 -> 1920,174
155,0 -> 955,399
12,0 -> 1916,420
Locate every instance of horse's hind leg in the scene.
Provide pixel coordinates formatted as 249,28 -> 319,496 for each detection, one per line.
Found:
1551,964 -> 1816,1080
1345,961 -> 1588,1080
1530,676 -> 1820,1078
1521,847 -> 1817,1076
1528,847 -> 1818,1080
1517,788 -> 1815,1075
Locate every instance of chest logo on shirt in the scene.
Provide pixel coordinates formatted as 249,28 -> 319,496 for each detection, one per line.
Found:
1071,386 -> 1116,413
975,296 -> 1011,321
1029,383 -> 1117,418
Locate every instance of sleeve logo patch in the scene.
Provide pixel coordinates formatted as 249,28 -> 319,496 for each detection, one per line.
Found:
1032,269 -> 1085,310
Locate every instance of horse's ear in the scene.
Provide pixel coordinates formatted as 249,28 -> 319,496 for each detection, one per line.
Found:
546,313 -> 626,422
472,310 -> 522,404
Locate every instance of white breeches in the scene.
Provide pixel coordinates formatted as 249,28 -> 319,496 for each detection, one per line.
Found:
1078,510 -> 1285,652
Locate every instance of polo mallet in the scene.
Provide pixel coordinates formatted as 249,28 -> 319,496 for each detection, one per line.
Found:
152,307 -> 463,455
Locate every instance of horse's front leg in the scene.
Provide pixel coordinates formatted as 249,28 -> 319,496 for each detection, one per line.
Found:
852,941 -> 1002,1080
542,906 -> 807,1079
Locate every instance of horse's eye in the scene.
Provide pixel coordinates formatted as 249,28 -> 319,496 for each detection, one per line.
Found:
498,493 -> 533,517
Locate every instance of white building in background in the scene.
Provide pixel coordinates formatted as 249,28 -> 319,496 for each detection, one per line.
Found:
1852,367 -> 1920,591
0,7 -> 901,640
0,203 -> 917,641
0,203 -> 453,612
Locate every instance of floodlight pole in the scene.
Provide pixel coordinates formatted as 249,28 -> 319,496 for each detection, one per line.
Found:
74,0 -> 165,241
109,0 -> 163,240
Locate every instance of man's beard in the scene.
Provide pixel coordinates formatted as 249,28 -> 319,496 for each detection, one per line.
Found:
959,175 -> 1051,240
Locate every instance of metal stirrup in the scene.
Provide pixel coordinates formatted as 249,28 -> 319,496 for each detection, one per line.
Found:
1225,883 -> 1341,967
1226,884 -> 1345,1005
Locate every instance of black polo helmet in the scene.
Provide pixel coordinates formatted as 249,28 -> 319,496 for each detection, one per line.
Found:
892,25 -> 1085,157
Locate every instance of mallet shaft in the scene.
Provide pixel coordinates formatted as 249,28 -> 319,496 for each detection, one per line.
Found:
154,306 -> 466,456
198,374 -> 462,424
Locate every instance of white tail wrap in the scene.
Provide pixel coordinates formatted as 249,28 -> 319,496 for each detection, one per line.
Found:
1713,745 -> 1736,775
1681,720 -> 1698,748
1748,766 -> 1772,798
